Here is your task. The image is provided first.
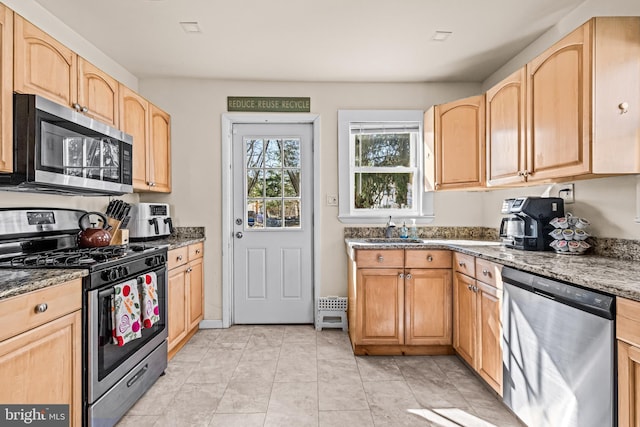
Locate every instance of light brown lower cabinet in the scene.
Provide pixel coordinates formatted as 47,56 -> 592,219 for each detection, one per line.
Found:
0,279 -> 82,427
348,249 -> 453,355
453,253 -> 503,396
617,297 -> 640,426
167,242 -> 204,359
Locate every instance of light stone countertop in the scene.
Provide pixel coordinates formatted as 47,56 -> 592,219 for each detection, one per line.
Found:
0,269 -> 88,301
346,238 -> 640,302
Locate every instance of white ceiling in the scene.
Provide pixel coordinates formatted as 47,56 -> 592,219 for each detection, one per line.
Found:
33,0 -> 586,83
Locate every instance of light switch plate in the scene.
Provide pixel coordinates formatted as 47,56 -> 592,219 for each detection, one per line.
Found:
558,184 -> 575,204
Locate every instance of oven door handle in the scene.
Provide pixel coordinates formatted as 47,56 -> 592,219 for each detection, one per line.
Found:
126,364 -> 148,388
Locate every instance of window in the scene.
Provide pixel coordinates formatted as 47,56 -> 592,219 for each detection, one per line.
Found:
338,110 -> 434,223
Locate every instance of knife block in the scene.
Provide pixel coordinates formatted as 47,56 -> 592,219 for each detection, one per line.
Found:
110,229 -> 129,245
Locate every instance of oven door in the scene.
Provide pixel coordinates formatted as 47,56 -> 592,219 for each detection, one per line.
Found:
86,265 -> 168,404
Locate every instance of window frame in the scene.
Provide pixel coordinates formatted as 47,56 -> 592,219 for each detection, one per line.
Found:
338,110 -> 434,224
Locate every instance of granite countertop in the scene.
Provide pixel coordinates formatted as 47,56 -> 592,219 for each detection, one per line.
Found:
0,269 -> 88,301
346,238 -> 640,302
143,235 -> 205,250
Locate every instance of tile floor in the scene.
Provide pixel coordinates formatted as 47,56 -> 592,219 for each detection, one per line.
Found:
117,325 -> 523,427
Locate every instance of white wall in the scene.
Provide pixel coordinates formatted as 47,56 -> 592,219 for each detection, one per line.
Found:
138,78 -> 482,320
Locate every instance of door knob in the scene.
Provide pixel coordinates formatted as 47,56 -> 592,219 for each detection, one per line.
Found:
235,232 -> 243,239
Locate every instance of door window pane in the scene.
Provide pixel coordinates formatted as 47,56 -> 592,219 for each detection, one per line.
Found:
284,170 -> 300,197
244,137 -> 302,230
265,139 -> 282,167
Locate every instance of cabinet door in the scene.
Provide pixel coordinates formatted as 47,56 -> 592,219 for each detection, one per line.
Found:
355,268 -> 404,345
78,58 -> 119,128
476,281 -> 502,395
453,272 -> 476,367
618,341 -> 640,427
187,257 -> 204,331
405,268 -> 452,345
486,68 -> 526,186
0,311 -> 82,427
14,15 -> 77,108
0,5 -> 12,173
168,267 -> 187,351
119,85 -> 151,191
149,104 -> 171,193
526,22 -> 591,181
435,94 -> 485,190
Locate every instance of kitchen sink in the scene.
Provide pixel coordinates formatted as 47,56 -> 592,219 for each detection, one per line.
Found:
363,238 -> 424,244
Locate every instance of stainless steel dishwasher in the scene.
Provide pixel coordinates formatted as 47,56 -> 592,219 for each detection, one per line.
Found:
501,266 -> 615,427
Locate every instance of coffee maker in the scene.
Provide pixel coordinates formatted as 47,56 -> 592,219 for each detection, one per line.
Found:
128,203 -> 174,241
500,197 -> 564,251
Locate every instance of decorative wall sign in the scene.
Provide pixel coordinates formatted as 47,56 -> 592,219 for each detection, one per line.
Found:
227,97 -> 311,112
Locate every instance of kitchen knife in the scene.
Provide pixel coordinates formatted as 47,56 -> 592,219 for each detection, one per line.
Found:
121,204 -> 131,221
106,200 -> 115,217
113,200 -> 124,220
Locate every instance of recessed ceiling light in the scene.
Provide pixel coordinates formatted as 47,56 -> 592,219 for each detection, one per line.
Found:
179,21 -> 201,33
432,31 -> 452,42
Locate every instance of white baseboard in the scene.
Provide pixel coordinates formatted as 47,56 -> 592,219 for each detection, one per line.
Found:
199,319 -> 225,329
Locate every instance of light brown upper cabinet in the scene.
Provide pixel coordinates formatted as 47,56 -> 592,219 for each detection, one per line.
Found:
149,105 -> 171,193
14,15 -> 119,128
119,85 -> 171,193
0,5 -> 12,173
525,17 -> 640,182
486,68 -> 526,186
424,94 -> 485,190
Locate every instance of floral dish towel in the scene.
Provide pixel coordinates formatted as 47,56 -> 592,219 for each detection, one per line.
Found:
139,271 -> 160,328
111,279 -> 142,346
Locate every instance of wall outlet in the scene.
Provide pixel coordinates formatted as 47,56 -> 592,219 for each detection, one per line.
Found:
558,184 -> 575,204
326,194 -> 338,206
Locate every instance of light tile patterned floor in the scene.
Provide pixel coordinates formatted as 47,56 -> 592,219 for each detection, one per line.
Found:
117,325 -> 523,427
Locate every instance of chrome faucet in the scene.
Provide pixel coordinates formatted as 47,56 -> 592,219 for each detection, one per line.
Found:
385,216 -> 396,238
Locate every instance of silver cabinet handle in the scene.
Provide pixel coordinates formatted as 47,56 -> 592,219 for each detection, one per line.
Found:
472,285 -> 478,293
427,256 -> 433,262
177,255 -> 183,261
399,273 -> 404,279
406,273 -> 412,279
186,267 -> 193,273
467,284 -> 472,290
72,103 -> 81,111
482,269 -> 489,276
377,255 -> 384,263
81,106 -> 88,113
458,261 -> 465,267
236,232 -> 244,239
195,249 -> 201,254
35,303 -> 48,313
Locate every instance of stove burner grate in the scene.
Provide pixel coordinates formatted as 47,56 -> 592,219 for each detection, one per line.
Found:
6,246 -> 128,268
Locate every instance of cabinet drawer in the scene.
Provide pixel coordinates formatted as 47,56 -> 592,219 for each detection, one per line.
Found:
617,297 -> 640,347
168,246 -> 189,270
453,252 -> 475,276
356,249 -> 404,268
475,258 -> 502,289
188,242 -> 204,261
0,279 -> 82,342
405,250 -> 452,269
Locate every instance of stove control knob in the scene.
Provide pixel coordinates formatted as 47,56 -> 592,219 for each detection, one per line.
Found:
109,269 -> 119,281
101,271 -> 111,281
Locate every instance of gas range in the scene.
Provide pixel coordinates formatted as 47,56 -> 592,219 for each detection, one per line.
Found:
0,208 -> 167,290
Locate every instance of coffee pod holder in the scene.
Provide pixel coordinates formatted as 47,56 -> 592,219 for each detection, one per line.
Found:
549,213 -> 591,255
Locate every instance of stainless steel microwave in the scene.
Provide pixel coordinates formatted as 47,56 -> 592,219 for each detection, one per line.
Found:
0,94 -> 133,195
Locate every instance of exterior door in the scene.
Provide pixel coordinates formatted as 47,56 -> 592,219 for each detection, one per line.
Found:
232,123 -> 313,323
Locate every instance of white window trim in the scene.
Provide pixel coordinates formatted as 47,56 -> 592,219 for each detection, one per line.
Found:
338,110 -> 434,224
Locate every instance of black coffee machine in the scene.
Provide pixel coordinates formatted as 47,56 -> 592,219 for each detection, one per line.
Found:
499,196 -> 564,251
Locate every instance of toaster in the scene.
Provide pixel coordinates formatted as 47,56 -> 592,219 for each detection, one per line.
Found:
128,203 -> 174,241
